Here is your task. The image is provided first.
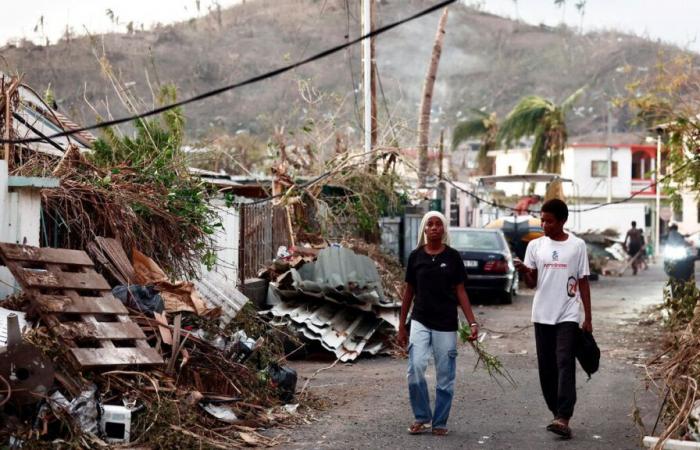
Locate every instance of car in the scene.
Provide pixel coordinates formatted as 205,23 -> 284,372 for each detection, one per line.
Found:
450,227 -> 518,304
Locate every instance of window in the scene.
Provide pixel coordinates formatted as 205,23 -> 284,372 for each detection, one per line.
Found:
591,160 -> 618,177
451,231 -> 504,250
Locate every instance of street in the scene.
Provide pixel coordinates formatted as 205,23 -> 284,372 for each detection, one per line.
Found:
276,263 -> 672,450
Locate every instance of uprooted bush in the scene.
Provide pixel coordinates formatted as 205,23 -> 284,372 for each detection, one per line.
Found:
21,85 -> 220,278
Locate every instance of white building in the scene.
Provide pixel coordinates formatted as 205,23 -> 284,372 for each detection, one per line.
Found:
486,142 -> 661,240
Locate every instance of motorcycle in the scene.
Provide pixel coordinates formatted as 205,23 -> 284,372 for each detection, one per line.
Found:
663,243 -> 695,282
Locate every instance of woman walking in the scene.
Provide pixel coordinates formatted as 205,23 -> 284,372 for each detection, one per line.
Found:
397,211 -> 479,436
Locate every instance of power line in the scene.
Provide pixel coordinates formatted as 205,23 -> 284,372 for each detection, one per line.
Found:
394,151 -> 697,215
1,0 -> 457,145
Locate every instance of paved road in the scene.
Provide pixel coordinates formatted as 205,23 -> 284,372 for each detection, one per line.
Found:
275,264 -> 673,450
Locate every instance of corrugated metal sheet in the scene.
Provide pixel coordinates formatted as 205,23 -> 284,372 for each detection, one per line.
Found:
196,269 -> 249,327
264,246 -> 401,361
264,300 -> 392,362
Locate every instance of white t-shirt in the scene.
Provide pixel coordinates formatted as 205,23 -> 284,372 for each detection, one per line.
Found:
524,234 -> 590,324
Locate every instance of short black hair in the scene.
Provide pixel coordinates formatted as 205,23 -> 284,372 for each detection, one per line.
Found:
541,198 -> 568,222
631,221 -> 637,227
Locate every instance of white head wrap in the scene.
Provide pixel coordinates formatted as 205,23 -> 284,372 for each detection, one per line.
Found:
416,210 -> 450,248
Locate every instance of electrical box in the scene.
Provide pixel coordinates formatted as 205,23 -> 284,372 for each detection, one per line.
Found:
100,405 -> 131,444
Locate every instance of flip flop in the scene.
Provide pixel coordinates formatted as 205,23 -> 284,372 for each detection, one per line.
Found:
546,420 -> 572,439
432,428 -> 449,436
408,422 -> 431,435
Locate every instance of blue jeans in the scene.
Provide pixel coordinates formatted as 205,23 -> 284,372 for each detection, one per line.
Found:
407,320 -> 458,429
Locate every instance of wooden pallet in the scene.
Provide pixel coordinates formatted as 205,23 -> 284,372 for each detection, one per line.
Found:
0,243 -> 163,368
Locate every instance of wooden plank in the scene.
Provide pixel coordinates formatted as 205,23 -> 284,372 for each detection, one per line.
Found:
19,269 -> 111,290
56,321 -> 146,340
35,294 -> 128,314
0,244 -> 94,266
69,347 -> 164,367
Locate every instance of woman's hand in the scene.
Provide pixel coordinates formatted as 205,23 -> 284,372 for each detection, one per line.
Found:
468,323 -> 479,341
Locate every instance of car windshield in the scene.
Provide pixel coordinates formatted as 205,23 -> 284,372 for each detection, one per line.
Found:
451,230 -> 503,251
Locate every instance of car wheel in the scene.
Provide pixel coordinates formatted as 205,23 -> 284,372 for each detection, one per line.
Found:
500,288 -> 514,305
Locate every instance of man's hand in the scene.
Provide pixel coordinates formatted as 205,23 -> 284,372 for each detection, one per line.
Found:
397,326 -> 408,348
513,258 -> 528,274
581,318 -> 593,333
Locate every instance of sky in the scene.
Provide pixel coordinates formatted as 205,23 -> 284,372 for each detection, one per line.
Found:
1,0 -> 700,53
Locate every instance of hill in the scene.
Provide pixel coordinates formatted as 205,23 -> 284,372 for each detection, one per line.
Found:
0,0 -> 689,150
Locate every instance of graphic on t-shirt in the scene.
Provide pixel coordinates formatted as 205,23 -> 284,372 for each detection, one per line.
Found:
566,276 -> 577,297
552,250 -> 559,261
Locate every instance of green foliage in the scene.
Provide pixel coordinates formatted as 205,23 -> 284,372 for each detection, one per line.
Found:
661,280 -> 699,329
88,84 -> 218,276
452,110 -> 499,174
622,53 -> 700,194
498,88 -> 584,174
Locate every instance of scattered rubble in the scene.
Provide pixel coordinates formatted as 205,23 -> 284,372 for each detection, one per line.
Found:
0,242 -> 301,448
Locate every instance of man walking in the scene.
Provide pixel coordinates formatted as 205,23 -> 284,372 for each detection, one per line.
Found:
514,199 -> 592,440
624,221 -> 645,275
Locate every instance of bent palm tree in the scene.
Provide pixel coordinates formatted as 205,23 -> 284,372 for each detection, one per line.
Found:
498,88 -> 584,174
452,110 -> 499,174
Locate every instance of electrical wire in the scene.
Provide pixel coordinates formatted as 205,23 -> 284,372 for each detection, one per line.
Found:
1,0 -> 457,145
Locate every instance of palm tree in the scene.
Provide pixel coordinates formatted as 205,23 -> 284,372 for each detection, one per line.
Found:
452,110 -> 499,174
498,88 -> 584,174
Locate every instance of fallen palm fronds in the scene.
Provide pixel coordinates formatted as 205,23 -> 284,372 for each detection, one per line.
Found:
458,323 -> 517,389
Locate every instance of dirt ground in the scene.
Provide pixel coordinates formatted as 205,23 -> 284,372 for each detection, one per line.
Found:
274,263 -> 673,450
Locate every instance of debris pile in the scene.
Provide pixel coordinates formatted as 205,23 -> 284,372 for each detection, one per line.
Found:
644,282 -> 700,446
262,245 -> 401,362
576,229 -> 627,276
0,242 -> 300,448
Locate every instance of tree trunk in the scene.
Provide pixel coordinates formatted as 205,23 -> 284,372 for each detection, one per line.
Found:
417,8 -> 449,187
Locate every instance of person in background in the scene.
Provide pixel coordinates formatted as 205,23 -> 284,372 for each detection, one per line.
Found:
624,221 -> 645,275
515,194 -> 541,216
514,199 -> 592,440
397,211 -> 479,437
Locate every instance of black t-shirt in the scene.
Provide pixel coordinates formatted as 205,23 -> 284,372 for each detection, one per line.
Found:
405,245 -> 468,332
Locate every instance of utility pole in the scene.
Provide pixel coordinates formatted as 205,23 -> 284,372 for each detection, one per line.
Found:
655,130 -> 662,257
438,129 -> 444,179
606,105 -> 613,203
362,0 -> 377,162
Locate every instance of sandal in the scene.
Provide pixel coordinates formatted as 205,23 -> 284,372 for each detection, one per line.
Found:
408,422 -> 431,435
432,428 -> 449,436
546,420 -> 572,439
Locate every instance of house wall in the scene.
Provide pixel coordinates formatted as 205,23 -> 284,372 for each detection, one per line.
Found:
0,161 -> 45,298
561,146 -> 632,198
491,148 -> 545,196
200,199 -> 239,282
490,146 -> 635,199
679,191 -> 700,234
569,202 -> 647,241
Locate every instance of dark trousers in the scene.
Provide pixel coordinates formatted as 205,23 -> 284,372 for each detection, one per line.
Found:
534,322 -> 578,420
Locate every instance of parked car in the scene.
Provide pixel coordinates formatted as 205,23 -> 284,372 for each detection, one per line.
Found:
450,227 -> 518,304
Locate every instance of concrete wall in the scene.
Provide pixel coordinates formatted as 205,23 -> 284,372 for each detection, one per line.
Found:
569,202 -> 647,241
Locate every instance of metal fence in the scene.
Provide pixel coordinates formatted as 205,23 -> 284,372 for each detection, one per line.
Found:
238,202 -> 290,284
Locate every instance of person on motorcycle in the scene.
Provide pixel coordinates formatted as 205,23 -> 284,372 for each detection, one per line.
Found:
664,224 -> 694,282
